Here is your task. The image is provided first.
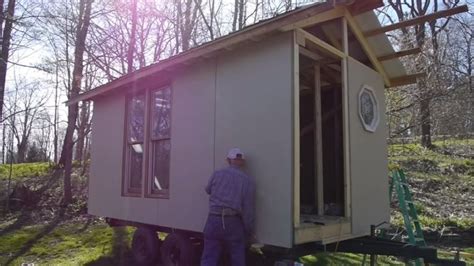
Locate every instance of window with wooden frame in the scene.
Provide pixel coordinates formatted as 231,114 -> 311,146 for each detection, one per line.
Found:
123,86 -> 172,198
123,92 -> 146,196
147,87 -> 172,198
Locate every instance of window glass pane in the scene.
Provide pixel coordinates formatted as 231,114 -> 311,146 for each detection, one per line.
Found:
151,140 -> 170,193
129,143 -> 143,189
128,94 -> 146,142
151,88 -> 171,139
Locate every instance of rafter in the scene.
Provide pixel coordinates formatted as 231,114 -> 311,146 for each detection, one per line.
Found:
389,73 -> 425,87
344,9 -> 391,87
364,5 -> 468,37
378,48 -> 421,61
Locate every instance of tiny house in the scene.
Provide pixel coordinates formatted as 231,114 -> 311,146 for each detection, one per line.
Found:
69,0 -> 423,264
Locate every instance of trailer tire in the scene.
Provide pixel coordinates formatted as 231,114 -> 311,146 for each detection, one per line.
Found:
161,232 -> 193,266
131,227 -> 161,265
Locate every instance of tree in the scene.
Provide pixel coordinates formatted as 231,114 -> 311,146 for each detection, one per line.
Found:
383,0 -> 462,147
59,0 -> 93,205
0,0 -> 17,121
4,79 -> 49,163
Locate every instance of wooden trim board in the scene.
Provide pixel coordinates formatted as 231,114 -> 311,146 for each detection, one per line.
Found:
344,9 -> 391,87
314,64 -> 324,215
341,17 -> 352,219
293,31 -> 301,228
297,29 -> 345,59
294,219 -> 351,244
281,6 -> 345,31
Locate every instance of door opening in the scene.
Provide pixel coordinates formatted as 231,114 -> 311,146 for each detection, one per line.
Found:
298,52 -> 344,221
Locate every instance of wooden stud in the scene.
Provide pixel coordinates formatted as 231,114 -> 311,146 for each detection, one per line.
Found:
389,73 -> 425,87
341,17 -> 351,219
344,9 -> 391,87
378,47 -> 421,61
281,6 -> 345,31
293,31 -> 301,228
297,29 -> 345,59
299,46 -> 323,61
364,5 -> 468,37
314,64 -> 324,215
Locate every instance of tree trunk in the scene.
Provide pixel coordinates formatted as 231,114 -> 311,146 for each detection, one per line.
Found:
0,0 -> 16,121
238,0 -> 244,30
53,61 -> 59,163
59,0 -> 93,205
232,0 -> 238,31
127,0 -> 137,73
2,123 -> 6,163
420,92 -> 432,148
75,101 -> 89,164
16,138 -> 27,163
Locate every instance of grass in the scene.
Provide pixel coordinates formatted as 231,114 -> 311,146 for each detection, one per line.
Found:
0,162 -> 52,181
388,139 -> 474,180
0,138 -> 472,265
300,253 -> 405,265
391,212 -> 474,231
0,220 -> 135,266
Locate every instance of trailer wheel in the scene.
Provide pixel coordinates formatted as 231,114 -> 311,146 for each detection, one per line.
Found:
161,232 -> 193,266
131,227 -> 161,265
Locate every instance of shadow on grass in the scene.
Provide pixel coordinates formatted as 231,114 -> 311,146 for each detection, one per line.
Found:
302,253 -> 363,266
84,227 -> 135,266
0,169 -> 63,238
0,209 -> 31,237
76,217 -> 93,234
4,208 -> 66,266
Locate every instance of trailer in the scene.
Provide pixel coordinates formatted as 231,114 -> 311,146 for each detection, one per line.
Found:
68,0 -> 468,265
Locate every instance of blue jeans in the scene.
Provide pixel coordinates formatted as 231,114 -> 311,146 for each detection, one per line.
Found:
201,215 -> 246,266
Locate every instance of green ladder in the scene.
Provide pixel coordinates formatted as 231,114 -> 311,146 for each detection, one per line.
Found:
390,169 -> 426,247
362,169 -> 427,266
390,169 -> 426,266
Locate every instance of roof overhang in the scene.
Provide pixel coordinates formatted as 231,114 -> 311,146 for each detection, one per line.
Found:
67,1 -> 390,105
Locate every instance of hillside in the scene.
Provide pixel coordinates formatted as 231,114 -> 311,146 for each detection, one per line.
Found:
0,138 -> 472,265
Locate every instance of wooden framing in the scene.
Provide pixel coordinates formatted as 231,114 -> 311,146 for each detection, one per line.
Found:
344,9 -> 391,87
341,17 -> 351,219
314,64 -> 324,215
299,46 -> 322,61
364,5 -> 469,37
297,29 -> 345,59
294,218 -> 351,244
293,31 -> 301,227
389,73 -> 425,87
281,6 -> 345,31
378,47 -> 421,61
321,24 -> 343,51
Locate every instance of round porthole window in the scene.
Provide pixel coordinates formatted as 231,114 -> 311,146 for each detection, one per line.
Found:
358,85 -> 379,133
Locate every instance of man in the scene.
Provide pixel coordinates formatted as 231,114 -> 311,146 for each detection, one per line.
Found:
201,148 -> 256,266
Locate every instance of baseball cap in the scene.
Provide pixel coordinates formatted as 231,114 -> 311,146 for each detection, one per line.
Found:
227,148 -> 245,159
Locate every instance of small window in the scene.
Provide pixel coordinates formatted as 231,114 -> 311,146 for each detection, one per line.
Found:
124,93 -> 146,195
147,87 -> 172,197
358,85 -> 379,133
